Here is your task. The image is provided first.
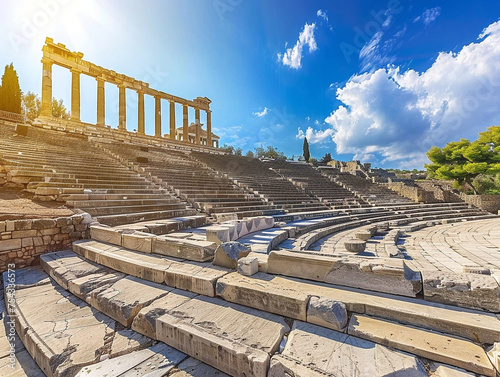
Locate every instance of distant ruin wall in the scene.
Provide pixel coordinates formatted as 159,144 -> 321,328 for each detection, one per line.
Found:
0,110 -> 25,123
386,182 -> 434,203
461,194 -> 500,214
415,181 -> 463,203
0,214 -> 90,272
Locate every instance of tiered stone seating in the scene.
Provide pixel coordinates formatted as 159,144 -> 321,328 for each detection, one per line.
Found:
95,141 -> 281,220
264,159 -> 366,208
191,152 -> 329,213
0,124 -> 195,226
327,171 -> 415,206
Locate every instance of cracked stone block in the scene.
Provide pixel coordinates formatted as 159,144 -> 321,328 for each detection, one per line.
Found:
152,236 -> 216,262
213,242 -> 250,269
89,276 -> 172,327
422,270 -> 500,312
75,343 -> 186,377
156,295 -> 289,377
132,289 -> 197,339
269,321 -> 427,377
306,296 -> 348,331
268,250 -> 422,297
122,231 -> 156,253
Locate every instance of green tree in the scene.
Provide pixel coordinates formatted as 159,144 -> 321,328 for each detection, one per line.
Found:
22,91 -> 41,120
0,63 -> 22,114
303,137 -> 310,162
425,127 -> 500,194
234,147 -> 242,156
245,150 -> 254,158
320,152 -> 332,163
52,98 -> 70,119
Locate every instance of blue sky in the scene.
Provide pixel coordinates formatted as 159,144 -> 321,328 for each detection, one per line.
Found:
1,1 -> 500,168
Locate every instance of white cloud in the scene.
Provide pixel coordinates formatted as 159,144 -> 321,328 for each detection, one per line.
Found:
277,23 -> 317,69
413,7 -> 441,26
317,9 -> 328,21
296,126 -> 335,144
358,14 -> 397,71
308,20 -> 500,168
253,107 -> 269,117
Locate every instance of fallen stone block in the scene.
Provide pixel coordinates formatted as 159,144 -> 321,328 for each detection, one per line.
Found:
152,236 -> 216,262
306,296 -> 348,331
270,321 -> 427,377
422,270 -> 500,312
213,241 -> 250,269
344,238 -> 366,253
348,314 -> 496,376
205,226 -> 232,245
238,257 -> 258,276
156,295 -> 288,377
268,250 -> 422,297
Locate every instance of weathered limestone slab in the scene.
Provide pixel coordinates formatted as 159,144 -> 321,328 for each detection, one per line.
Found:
132,289 -> 197,339
206,217 -> 275,245
248,252 -> 269,273
205,226 -> 231,245
73,240 -> 229,296
68,272 -> 125,301
242,228 -> 289,253
109,328 -> 153,358
0,349 -> 46,377
268,250 -> 422,297
216,272 -> 310,321
89,275 -> 171,327
348,314 -> 496,376
40,250 -> 109,290
268,321 -> 427,377
152,236 -> 216,262
121,231 -> 156,253
89,225 -> 124,245
238,257 -> 258,276
213,241 -> 250,269
169,357 -> 231,376
428,362 -> 476,377
4,266 -> 50,290
306,296 -> 348,331
214,213 -> 238,222
422,271 -> 500,312
156,295 -> 289,377
75,342 -> 186,377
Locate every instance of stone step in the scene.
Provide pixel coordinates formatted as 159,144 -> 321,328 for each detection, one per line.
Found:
84,203 -> 188,216
72,240 -> 229,296
216,272 -> 500,344
61,193 -> 172,201
269,321 -> 428,377
67,198 -> 180,208
348,314 -> 495,376
95,208 -> 198,227
2,267 -> 154,377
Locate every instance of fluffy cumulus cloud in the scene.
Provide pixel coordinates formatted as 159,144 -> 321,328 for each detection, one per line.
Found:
277,23 -> 317,69
413,7 -> 441,26
253,107 -> 268,117
302,21 -> 500,168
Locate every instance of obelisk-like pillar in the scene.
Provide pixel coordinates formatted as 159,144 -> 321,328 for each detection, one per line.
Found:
206,110 -> 212,147
96,78 -> 105,126
40,58 -> 53,117
155,96 -> 161,137
138,91 -> 145,135
169,101 -> 175,139
118,85 -> 126,131
183,105 -> 189,143
70,69 -> 81,121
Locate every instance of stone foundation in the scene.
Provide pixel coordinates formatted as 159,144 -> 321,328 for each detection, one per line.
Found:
0,214 -> 90,272
461,194 -> 500,214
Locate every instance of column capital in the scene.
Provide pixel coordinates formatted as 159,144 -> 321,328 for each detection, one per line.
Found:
137,89 -> 145,95
41,57 -> 53,65
70,68 -> 81,74
96,76 -> 105,83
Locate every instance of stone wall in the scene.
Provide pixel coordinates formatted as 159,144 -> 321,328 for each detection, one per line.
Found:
461,194 -> 500,214
0,214 -> 91,272
415,181 -> 463,203
386,182 -> 435,203
0,110 -> 25,123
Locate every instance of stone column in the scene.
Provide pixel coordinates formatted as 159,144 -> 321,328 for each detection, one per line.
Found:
194,108 -> 200,145
70,69 -> 81,121
155,96 -> 162,137
138,91 -> 145,135
169,101 -> 175,139
183,105 -> 189,143
96,78 -> 105,126
118,85 -> 126,131
206,110 -> 212,147
40,58 -> 53,117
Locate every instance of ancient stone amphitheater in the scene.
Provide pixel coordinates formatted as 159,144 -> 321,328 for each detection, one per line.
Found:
1,40 -> 500,377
